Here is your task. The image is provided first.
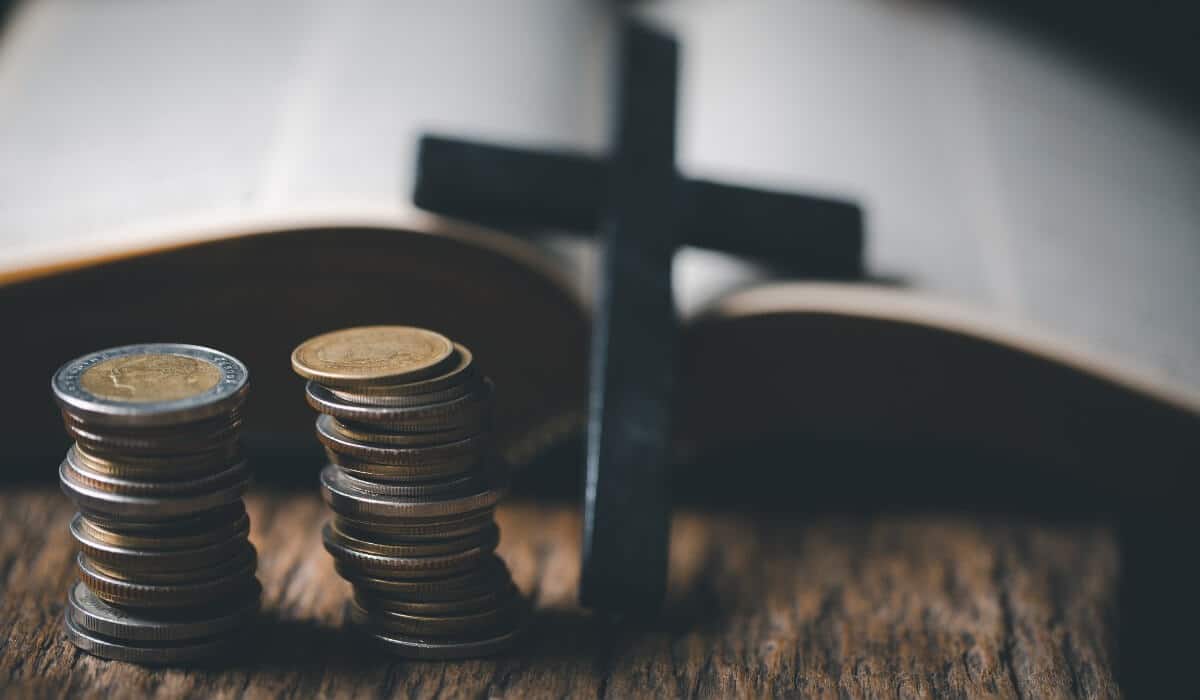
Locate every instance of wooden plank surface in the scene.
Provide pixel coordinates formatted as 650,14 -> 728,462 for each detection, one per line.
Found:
0,487 -> 1120,699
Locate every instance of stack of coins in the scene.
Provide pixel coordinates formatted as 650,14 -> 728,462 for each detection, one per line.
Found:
292,326 -> 525,658
51,344 -> 260,665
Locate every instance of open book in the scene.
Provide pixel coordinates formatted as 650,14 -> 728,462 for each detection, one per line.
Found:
2,1 -> 1197,485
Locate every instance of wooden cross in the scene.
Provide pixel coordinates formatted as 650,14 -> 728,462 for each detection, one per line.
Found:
413,19 -> 864,613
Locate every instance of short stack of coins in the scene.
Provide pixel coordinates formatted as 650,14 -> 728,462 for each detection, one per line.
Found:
51,344 -> 260,665
292,326 -> 525,658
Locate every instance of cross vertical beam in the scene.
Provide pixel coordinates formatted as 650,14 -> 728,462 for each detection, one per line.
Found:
580,20 -> 679,612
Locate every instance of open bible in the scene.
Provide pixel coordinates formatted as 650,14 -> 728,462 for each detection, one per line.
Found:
1,0 -> 1197,489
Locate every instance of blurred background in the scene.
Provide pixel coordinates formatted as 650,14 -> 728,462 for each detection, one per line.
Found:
0,0 -> 1197,500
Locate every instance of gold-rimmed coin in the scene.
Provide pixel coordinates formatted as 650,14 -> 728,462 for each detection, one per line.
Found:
320,465 -> 507,519
305,379 -> 492,430
65,449 -> 247,496
77,553 -> 258,608
325,343 -> 477,400
81,543 -> 255,584
315,416 -> 489,466
325,521 -> 499,558
76,510 -> 249,550
341,555 -> 509,600
327,417 -> 487,448
67,580 -> 260,643
327,451 -> 481,483
354,585 -> 513,616
63,612 -> 247,666
292,326 -> 455,389
70,443 -> 240,480
72,514 -> 252,571
363,626 -> 524,660
333,511 -> 496,541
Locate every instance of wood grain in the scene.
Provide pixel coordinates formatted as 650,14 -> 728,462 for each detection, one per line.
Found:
1,487 -> 1120,699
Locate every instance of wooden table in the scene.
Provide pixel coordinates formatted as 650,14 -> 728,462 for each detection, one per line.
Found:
1,487 -> 1120,698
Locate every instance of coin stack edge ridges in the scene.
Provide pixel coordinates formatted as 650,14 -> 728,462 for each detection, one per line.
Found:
293,326 -> 526,658
52,344 -> 260,666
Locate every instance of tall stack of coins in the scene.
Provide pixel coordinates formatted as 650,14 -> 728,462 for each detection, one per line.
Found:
292,326 -> 525,658
51,344 -> 260,665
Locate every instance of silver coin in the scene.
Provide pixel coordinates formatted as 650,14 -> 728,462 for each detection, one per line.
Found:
332,469 -> 484,498
305,379 -> 492,429
52,344 -> 249,428
320,465 -> 507,520
60,459 -> 251,520
65,448 -> 247,496
362,625 -> 524,659
324,521 -> 499,558
315,415 -> 487,466
67,580 -> 260,642
63,611 -> 246,666
71,513 -> 251,570
77,552 -> 259,608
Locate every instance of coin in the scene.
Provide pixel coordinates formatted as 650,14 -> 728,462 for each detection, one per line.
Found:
323,535 -> 494,579
327,417 -> 487,447
65,449 -> 247,496
324,343 -> 477,400
305,379 -> 493,430
52,344 -> 248,428
334,511 -> 496,540
77,552 -> 258,608
349,593 -> 521,637
364,626 -> 524,660
334,469 -> 484,498
327,452 -> 482,483
325,521 -> 499,558
75,510 -> 250,550
320,465 -> 507,519
75,502 -> 246,537
315,416 -> 488,466
70,443 -> 240,480
72,513 -> 251,569
354,585 -> 512,616
343,556 -> 509,599
67,580 -> 260,643
292,326 -> 456,388
63,611 -> 247,666
82,544 -> 254,584
65,415 -> 242,455
61,459 -> 252,520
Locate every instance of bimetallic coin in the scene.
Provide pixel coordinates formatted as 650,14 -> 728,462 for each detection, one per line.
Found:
325,521 -> 499,558
77,553 -> 258,608
75,510 -> 249,551
324,536 -> 494,579
65,415 -> 242,455
52,344 -> 248,428
65,450 -> 247,497
63,612 -> 248,666
60,460 -> 251,520
75,502 -> 246,537
324,343 -> 477,399
305,379 -> 493,430
82,545 -> 254,584
73,517 -> 254,573
363,626 -> 524,660
315,417 -> 489,466
327,452 -> 482,483
354,585 -> 513,616
70,443 -> 240,481
320,465 -> 507,519
349,593 -> 522,637
341,556 -> 509,599
328,417 -> 487,448
333,469 -> 484,498
291,326 -> 455,388
68,580 -> 260,642
334,510 -> 496,541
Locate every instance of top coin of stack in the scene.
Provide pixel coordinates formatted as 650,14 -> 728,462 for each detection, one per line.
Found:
292,327 -> 525,658
51,344 -> 260,666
